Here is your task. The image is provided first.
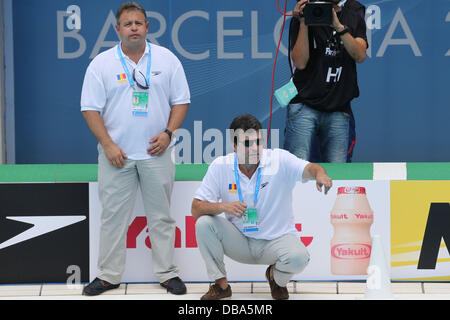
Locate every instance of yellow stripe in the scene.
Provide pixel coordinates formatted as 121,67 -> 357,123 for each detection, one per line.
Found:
392,258 -> 450,267
393,276 -> 450,281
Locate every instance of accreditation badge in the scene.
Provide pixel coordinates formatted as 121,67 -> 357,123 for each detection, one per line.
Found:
274,80 -> 298,107
242,208 -> 259,233
132,91 -> 149,116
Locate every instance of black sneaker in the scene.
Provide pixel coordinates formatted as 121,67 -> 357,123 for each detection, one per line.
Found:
83,278 -> 120,296
160,276 -> 187,295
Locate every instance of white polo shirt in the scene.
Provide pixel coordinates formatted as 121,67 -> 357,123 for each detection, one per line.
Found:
80,42 -> 190,160
194,148 -> 310,240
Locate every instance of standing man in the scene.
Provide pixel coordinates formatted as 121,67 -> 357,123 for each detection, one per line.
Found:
81,2 -> 190,296
191,114 -> 332,300
284,0 -> 367,162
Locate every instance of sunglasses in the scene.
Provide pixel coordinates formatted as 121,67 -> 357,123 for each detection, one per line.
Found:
132,68 -> 149,90
242,139 -> 262,147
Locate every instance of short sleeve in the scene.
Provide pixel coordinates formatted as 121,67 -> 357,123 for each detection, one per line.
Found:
279,149 -> 310,187
193,161 -> 221,203
169,58 -> 191,106
80,64 -> 106,112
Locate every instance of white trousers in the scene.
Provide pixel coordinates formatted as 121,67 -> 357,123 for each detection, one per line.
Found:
195,215 -> 310,287
97,145 -> 179,284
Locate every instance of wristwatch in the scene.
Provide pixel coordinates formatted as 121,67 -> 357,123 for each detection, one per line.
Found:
164,129 -> 173,139
336,26 -> 350,37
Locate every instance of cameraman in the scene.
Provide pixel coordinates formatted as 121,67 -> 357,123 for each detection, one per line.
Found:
284,0 -> 367,162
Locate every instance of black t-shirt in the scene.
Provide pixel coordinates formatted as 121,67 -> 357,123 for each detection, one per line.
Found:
290,0 -> 367,113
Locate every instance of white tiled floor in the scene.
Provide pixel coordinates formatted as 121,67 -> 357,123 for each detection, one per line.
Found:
0,281 -> 449,300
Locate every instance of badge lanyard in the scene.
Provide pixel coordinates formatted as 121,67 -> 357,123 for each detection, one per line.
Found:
117,41 -> 152,89
234,154 -> 262,207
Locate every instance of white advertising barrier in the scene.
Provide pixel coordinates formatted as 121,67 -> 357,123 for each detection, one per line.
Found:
89,180 -> 390,282
291,180 -> 390,281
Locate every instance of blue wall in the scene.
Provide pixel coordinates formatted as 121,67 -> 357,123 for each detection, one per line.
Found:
10,0 -> 450,163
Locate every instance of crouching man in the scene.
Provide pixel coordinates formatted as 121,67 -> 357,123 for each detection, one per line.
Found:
191,114 -> 332,300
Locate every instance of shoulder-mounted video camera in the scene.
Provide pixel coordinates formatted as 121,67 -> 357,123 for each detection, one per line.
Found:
303,0 -> 333,26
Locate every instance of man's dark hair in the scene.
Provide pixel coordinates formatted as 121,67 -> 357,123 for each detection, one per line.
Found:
229,114 -> 262,146
116,2 -> 147,24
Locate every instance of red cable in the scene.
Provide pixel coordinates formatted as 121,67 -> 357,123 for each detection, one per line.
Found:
347,137 -> 356,155
277,0 -> 293,16
268,0 -> 289,146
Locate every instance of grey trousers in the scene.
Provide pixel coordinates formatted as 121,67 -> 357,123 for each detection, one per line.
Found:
195,215 -> 310,287
97,145 -> 179,284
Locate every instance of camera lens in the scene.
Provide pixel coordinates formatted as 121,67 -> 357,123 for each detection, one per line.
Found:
312,7 -> 323,17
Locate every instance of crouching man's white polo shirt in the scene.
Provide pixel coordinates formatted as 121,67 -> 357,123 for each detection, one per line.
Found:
80,42 -> 190,160
194,148 -> 310,240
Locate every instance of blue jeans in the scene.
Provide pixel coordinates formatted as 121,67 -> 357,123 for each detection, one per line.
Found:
284,103 -> 350,163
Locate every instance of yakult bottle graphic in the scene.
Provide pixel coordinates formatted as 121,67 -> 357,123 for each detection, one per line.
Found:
330,187 -> 373,275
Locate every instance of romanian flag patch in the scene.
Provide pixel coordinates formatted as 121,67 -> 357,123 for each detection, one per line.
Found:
228,184 -> 237,193
117,73 -> 127,84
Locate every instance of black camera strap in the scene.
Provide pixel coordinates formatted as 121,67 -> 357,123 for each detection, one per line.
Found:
288,17 -> 295,78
